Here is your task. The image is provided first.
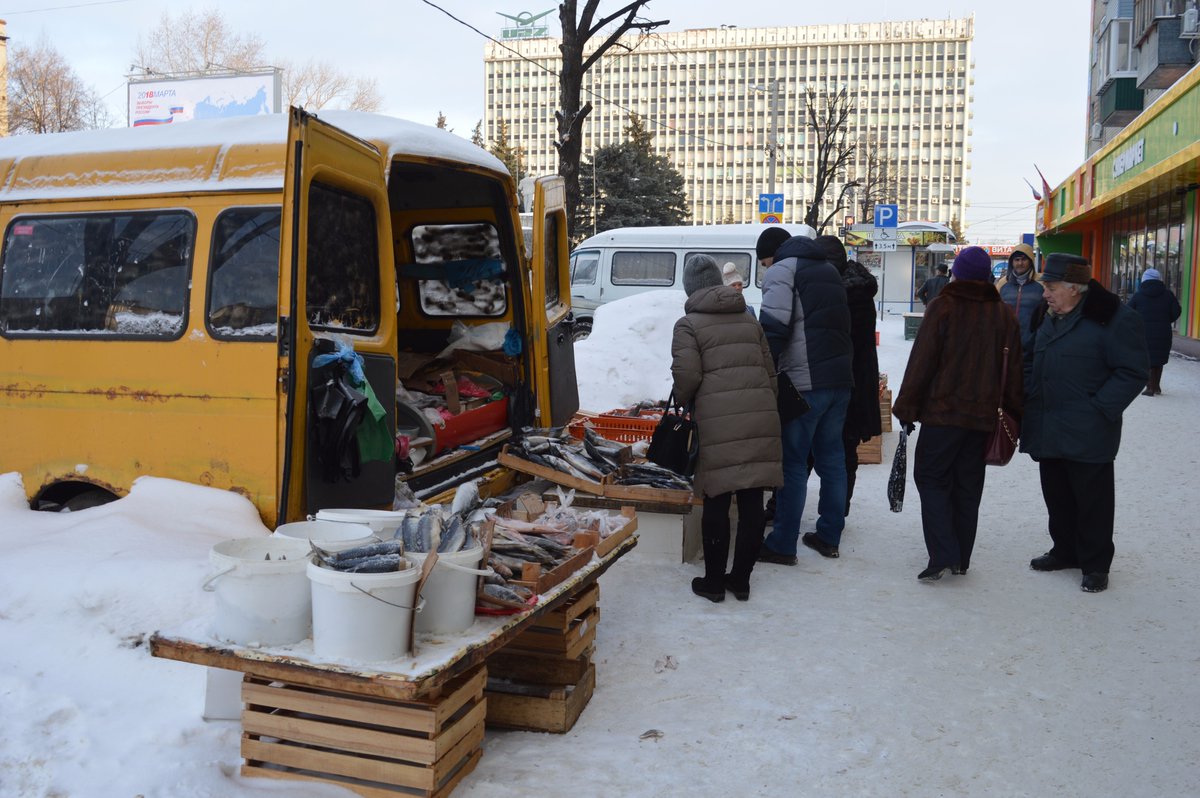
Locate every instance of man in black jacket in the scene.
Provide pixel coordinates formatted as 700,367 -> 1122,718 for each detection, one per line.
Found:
758,235 -> 854,564
1020,253 -> 1148,593
916,263 -> 950,306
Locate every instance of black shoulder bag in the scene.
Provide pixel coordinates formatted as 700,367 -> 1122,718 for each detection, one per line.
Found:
646,393 -> 698,477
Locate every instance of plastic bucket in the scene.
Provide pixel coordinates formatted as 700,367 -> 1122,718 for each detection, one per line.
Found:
273,520 -> 377,552
315,508 -> 408,536
409,546 -> 492,634
205,537 -> 312,647
307,559 -> 421,662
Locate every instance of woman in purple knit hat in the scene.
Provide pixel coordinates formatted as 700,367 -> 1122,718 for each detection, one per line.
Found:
892,247 -> 1024,581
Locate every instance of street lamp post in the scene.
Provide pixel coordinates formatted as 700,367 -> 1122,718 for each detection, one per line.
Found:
751,79 -> 781,196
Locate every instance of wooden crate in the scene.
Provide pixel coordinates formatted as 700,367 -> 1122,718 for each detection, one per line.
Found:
484,584 -> 600,733
240,664 -> 486,797
880,388 -> 893,433
497,444 -> 606,495
856,434 -> 883,465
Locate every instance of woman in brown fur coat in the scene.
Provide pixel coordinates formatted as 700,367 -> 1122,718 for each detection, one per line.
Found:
892,246 -> 1023,581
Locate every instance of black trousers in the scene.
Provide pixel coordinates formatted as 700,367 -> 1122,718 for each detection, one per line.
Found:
912,425 -> 987,570
1038,458 -> 1116,574
701,488 -> 765,586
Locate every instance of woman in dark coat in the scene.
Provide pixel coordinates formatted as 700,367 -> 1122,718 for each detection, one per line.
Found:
815,236 -> 881,515
1127,268 -> 1181,395
893,247 -> 1023,582
671,255 -> 783,602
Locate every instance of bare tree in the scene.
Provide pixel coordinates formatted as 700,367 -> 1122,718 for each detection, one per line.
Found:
802,87 -> 859,234
134,8 -> 265,73
134,8 -> 379,111
7,38 -> 115,134
279,59 -> 381,112
557,1 -> 666,240
854,133 -> 903,222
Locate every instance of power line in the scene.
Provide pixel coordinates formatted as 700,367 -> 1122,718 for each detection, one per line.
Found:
0,0 -> 131,14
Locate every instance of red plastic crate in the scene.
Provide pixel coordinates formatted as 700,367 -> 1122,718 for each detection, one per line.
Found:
568,413 -> 660,444
434,398 -> 509,453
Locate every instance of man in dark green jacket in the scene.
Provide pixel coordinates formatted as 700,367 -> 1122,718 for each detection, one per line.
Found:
1020,253 -> 1148,593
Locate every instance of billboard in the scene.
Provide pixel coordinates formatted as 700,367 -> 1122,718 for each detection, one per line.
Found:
128,70 -> 281,127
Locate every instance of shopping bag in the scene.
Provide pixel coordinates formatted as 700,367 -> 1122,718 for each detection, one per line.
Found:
646,395 -> 698,477
887,428 -> 909,513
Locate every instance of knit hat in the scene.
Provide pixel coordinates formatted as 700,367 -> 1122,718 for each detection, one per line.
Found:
951,246 -> 993,282
756,227 -> 791,261
814,235 -> 849,275
1142,268 -> 1162,283
721,262 -> 744,286
683,254 -> 723,296
1042,253 -> 1091,284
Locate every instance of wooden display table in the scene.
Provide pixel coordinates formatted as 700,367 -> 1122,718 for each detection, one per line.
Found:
151,534 -> 636,796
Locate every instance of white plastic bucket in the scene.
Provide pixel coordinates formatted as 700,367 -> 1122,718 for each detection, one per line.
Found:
315,508 -> 408,536
273,520 -> 377,552
205,537 -> 312,647
409,546 -> 492,634
307,559 -> 421,662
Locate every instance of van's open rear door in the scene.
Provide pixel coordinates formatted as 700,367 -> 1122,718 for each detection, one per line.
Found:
277,108 -> 396,522
529,176 -> 579,426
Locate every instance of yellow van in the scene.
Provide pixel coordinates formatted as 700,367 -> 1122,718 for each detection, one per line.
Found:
0,108 -> 577,524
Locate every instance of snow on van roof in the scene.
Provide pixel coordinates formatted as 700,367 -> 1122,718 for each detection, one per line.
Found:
575,222 -> 816,249
0,112 -> 506,202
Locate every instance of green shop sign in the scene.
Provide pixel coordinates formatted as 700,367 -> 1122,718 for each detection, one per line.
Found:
1093,78 -> 1200,197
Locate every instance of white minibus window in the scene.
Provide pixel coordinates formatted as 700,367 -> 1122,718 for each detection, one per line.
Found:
570,249 -> 599,285
307,182 -> 380,333
611,251 -> 675,285
0,211 -> 194,338
687,251 -> 751,286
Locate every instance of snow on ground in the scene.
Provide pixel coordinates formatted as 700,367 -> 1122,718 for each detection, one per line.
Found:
2,311 -> 1198,797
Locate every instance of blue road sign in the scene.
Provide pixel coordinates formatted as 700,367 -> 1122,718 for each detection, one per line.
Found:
873,204 -> 898,228
759,193 -> 785,216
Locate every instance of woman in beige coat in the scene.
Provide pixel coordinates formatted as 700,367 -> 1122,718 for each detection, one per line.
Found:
671,255 -> 784,602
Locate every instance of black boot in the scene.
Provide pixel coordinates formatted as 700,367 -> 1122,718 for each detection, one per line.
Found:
697,504 -> 731,603
726,489 -> 764,600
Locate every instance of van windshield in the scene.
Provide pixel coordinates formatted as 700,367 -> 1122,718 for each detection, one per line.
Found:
0,212 -> 194,337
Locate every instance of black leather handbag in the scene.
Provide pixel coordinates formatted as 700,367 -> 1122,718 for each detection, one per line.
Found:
646,394 -> 698,477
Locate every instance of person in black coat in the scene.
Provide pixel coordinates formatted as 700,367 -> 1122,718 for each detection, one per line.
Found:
1127,268 -> 1181,396
814,236 -> 881,516
1021,254 -> 1148,594
916,263 -> 950,306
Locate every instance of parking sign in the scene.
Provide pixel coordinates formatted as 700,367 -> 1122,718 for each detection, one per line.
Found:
873,204 -> 898,228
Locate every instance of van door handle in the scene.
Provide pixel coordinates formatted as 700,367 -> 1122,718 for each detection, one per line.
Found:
556,332 -> 567,345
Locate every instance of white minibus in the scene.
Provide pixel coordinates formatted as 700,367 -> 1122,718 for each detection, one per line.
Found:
568,223 -> 816,337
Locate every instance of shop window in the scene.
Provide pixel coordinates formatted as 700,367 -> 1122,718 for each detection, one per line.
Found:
1,211 -> 194,337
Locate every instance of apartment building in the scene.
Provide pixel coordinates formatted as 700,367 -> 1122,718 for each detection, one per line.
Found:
483,18 -> 974,227
1042,0 -> 1199,344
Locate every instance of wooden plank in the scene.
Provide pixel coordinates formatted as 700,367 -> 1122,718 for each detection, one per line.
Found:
242,735 -> 441,790
509,545 -> 594,594
430,666 -> 486,729
603,478 -> 697,506
430,699 -> 487,761
404,428 -> 512,482
240,747 -> 482,798
509,609 -> 598,660
594,507 -> 638,558
484,662 -> 596,734
528,583 -> 599,633
485,649 -> 592,686
242,708 -> 439,763
497,444 -> 606,495
241,681 -> 439,737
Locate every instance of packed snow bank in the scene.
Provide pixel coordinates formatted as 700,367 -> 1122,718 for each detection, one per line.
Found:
575,289 -> 686,412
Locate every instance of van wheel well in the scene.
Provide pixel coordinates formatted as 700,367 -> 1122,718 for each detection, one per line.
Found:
35,482 -> 119,513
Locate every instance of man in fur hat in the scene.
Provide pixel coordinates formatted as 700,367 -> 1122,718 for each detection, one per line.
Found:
1021,253 -> 1148,593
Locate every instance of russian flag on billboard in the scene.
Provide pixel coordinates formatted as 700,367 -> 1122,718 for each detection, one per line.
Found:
169,106 -> 184,114
133,117 -> 175,126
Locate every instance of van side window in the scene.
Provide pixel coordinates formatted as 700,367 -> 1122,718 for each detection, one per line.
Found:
306,182 -> 380,333
570,250 -> 599,286
0,211 -> 194,338
406,222 -> 508,317
208,207 -> 281,339
687,251 -> 751,287
543,212 -> 561,308
611,251 -> 675,286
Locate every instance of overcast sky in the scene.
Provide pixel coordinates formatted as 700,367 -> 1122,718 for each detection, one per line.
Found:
2,0 -> 1091,242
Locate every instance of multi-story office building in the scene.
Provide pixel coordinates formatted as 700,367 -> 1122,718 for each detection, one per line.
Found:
1042,0 -> 1198,345
484,18 -> 974,228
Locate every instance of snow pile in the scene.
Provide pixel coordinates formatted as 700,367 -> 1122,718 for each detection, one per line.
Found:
574,289 -> 686,412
